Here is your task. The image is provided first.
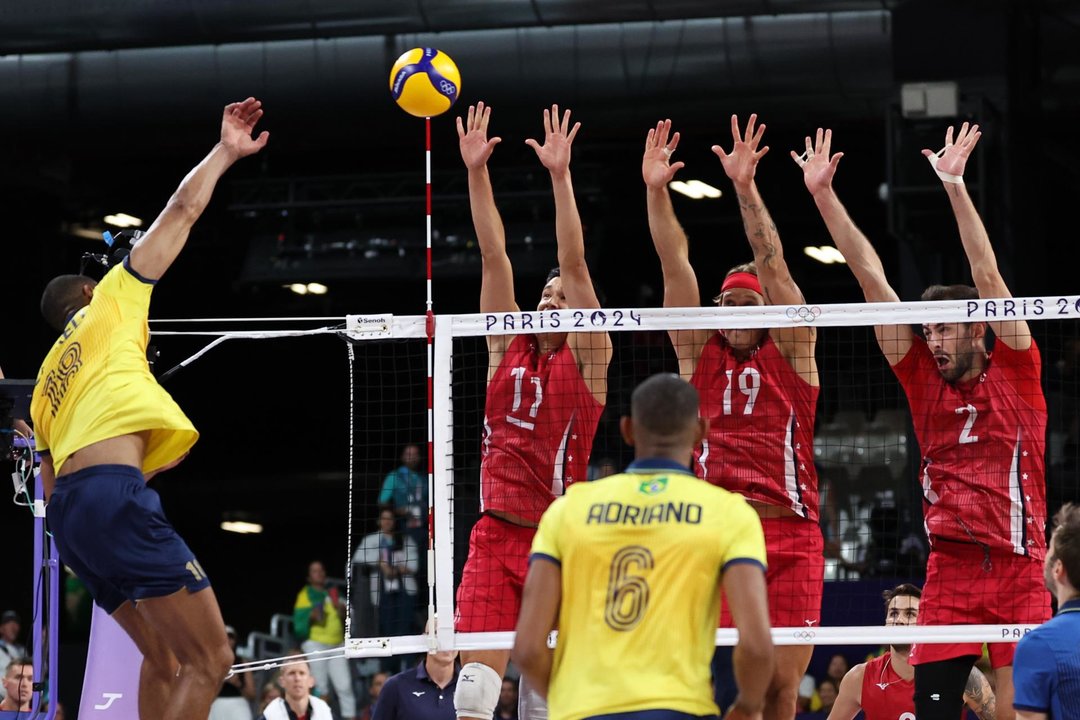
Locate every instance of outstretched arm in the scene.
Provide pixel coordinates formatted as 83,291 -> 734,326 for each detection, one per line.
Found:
128,98 -> 269,281
827,664 -> 866,720
527,105 -> 612,402
923,122 -> 1030,350
457,102 -> 517,359
962,665 -> 996,720
512,558 -> 560,699
795,127 -> 913,365
714,114 -> 816,380
642,119 -> 710,378
722,563 -> 774,720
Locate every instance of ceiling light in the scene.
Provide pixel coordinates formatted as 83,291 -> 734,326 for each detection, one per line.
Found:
669,180 -> 723,200
306,283 -> 328,295
803,246 -> 848,265
103,213 -> 143,228
288,283 -> 308,295
220,521 -> 263,534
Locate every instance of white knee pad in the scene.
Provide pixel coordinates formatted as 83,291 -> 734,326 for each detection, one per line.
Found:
518,674 -> 549,720
454,662 -> 502,719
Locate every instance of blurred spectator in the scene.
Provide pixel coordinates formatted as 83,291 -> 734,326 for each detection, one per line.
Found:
358,671 -> 389,720
63,570 -> 93,640
259,660 -> 334,720
817,678 -> 838,715
353,510 -> 420,660
825,653 -> 849,687
371,643 -> 458,720
379,444 -> 427,546
259,681 -> 283,714
0,656 -> 33,713
797,673 -> 817,713
591,458 -> 618,480
0,612 -> 25,701
496,677 -> 518,720
210,625 -> 256,720
293,561 -> 356,720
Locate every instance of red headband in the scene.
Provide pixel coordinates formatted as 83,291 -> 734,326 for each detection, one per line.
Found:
721,271 -> 762,296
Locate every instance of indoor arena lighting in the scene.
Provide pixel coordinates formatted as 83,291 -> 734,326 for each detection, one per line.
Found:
288,283 -> 309,295
103,212 -> 143,228
220,521 -> 264,534
668,179 -> 723,200
306,282 -> 328,295
803,245 -> 847,264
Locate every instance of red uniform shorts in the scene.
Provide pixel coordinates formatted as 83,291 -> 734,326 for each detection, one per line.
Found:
454,514 -> 536,633
909,540 -> 1051,669
720,514 -> 824,629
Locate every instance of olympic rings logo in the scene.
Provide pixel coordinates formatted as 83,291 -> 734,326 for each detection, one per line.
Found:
439,80 -> 456,93
785,306 -> 822,323
792,630 -> 817,642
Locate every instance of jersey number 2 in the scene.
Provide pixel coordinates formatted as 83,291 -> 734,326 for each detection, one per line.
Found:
604,545 -> 653,631
955,404 -> 979,444
507,367 -> 543,430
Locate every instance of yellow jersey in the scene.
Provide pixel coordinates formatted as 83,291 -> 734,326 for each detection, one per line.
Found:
30,262 -> 198,475
531,458 -> 767,720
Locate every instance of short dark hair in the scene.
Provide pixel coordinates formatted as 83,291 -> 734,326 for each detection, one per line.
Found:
1051,503 -> 1080,589
544,267 -> 606,305
40,275 -> 94,332
5,656 -> 32,676
631,373 -> 700,438
920,284 -> 978,302
882,583 -> 922,609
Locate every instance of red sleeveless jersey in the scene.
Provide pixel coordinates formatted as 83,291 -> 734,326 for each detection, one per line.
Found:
480,335 -> 604,524
690,334 -> 819,520
892,338 -> 1047,559
860,653 -> 914,720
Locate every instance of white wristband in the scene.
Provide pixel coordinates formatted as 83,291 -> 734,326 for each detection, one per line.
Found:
927,148 -> 964,185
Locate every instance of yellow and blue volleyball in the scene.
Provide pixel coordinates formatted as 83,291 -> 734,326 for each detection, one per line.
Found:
389,48 -> 461,118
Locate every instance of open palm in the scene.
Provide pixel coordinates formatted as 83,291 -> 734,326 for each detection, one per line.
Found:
642,119 -> 685,189
456,101 -> 502,170
923,121 -> 981,178
712,114 -> 769,188
526,104 -> 580,174
221,97 -> 269,159
792,127 -> 844,196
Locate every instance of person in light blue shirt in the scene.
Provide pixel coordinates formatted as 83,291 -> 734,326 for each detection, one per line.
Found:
378,444 -> 427,539
1014,503 -> 1080,720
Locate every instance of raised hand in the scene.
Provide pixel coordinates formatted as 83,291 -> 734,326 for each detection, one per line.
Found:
642,119 -> 686,189
712,114 -> 769,189
525,104 -> 581,176
220,97 -> 269,159
922,121 -> 981,180
792,127 -> 844,197
456,101 -> 502,170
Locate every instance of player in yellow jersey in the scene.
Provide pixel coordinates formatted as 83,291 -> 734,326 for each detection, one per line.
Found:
30,98 -> 268,720
512,373 -> 775,720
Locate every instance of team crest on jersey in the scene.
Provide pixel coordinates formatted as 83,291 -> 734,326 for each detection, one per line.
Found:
638,477 -> 668,495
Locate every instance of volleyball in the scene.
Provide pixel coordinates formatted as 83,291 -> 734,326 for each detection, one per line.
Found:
389,47 -> 461,118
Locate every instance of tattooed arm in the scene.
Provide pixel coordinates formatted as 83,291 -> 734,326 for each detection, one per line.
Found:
962,666 -> 996,720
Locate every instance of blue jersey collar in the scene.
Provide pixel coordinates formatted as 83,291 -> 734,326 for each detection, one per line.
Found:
625,458 -> 695,476
1058,598 -> 1080,614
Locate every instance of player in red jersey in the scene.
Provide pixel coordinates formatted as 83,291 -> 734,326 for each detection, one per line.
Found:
829,584 -> 996,720
644,114 -> 821,720
454,102 -> 612,720
798,123 -> 1050,720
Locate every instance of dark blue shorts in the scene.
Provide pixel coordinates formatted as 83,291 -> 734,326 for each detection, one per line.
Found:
48,464 -> 210,613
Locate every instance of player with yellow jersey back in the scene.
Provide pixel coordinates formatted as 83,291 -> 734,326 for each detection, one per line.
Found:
29,98 -> 269,720
513,373 -> 775,720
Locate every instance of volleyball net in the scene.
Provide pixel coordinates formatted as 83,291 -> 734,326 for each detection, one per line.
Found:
147,294 -> 1080,666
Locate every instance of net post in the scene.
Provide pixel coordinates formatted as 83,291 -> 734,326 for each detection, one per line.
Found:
432,314 -> 456,649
